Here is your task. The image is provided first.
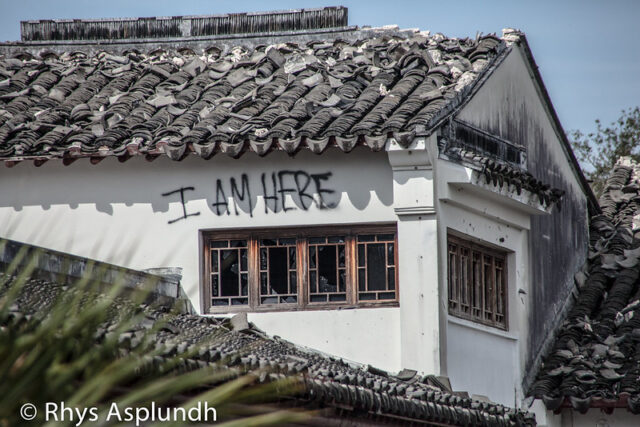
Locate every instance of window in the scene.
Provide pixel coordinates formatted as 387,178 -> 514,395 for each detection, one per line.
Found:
203,225 -> 398,313
447,234 -> 507,329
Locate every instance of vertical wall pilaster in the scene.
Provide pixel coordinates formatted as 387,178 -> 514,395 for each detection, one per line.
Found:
387,136 -> 443,375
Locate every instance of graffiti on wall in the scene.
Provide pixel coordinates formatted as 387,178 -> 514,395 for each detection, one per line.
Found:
161,186 -> 201,224
162,170 -> 336,224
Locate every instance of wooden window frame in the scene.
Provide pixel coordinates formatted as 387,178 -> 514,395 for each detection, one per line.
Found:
447,233 -> 508,330
202,224 -> 399,314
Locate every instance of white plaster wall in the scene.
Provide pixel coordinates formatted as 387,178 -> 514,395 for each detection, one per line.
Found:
397,213 -> 441,374
447,319 -> 518,406
249,307 -> 401,372
0,147 -> 401,370
435,159 -> 531,407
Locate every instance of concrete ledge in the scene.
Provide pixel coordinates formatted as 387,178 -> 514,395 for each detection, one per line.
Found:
0,237 -> 195,314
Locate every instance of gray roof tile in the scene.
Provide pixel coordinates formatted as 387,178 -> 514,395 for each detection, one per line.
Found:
3,272 -> 535,426
0,30 -> 507,163
530,157 -> 640,413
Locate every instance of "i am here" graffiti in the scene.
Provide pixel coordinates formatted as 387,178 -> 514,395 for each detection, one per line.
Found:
161,170 -> 336,224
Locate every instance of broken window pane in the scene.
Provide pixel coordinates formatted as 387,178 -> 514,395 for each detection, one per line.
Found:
308,238 -> 346,303
211,251 -> 219,273
318,245 -> 337,293
206,228 -> 398,311
259,239 -> 297,305
209,239 -> 249,307
289,247 -> 296,269
221,250 -> 238,296
309,246 -> 316,268
268,247 -> 288,295
241,249 -> 248,271
211,275 -> 219,297
367,244 -> 386,291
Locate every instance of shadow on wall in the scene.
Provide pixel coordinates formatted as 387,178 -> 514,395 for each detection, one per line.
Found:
0,147 -> 394,217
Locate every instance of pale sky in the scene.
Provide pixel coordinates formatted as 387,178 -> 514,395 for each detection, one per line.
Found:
2,0 -> 639,137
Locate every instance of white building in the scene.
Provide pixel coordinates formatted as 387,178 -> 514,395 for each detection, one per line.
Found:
0,7 -> 603,421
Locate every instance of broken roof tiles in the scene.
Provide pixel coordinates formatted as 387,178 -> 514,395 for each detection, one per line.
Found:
444,146 -> 564,208
530,157 -> 640,413
0,30 -> 506,163
4,273 -> 536,426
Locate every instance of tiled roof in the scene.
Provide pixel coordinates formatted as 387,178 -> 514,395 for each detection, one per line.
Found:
530,157 -> 640,413
0,29 -> 506,163
443,146 -> 564,208
3,272 -> 535,426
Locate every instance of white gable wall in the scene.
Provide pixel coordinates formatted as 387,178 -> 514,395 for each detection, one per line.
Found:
435,158 -> 531,406
437,44 -> 589,406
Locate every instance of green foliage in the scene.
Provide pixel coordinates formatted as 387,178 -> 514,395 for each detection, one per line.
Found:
0,244 -> 308,426
569,107 -> 640,197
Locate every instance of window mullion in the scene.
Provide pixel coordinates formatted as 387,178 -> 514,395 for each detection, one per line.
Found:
491,255 -> 496,325
248,237 -> 260,309
298,237 -> 308,308
394,233 -> 399,302
347,235 -> 356,305
503,257 -> 508,329
204,238 -> 211,313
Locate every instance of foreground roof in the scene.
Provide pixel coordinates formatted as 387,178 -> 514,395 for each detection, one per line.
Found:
531,157 -> 640,413
3,270 -> 535,426
0,26 -> 506,163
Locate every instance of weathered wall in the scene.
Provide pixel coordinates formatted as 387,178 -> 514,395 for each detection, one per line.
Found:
0,147 -> 402,371
447,319 -> 519,405
456,46 -> 589,380
434,166 -> 530,406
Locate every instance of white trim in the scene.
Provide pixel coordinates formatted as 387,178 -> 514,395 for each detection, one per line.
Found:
394,206 -> 436,215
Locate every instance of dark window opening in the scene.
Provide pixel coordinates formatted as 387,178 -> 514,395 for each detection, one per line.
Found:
309,236 -> 347,303
209,239 -> 249,307
203,226 -> 398,313
260,240 -> 297,305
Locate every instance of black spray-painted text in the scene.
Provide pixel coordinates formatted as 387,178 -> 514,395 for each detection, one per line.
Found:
162,170 -> 336,224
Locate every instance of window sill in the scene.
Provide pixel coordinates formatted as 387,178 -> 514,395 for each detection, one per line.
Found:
447,315 -> 517,341
207,301 -> 399,315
